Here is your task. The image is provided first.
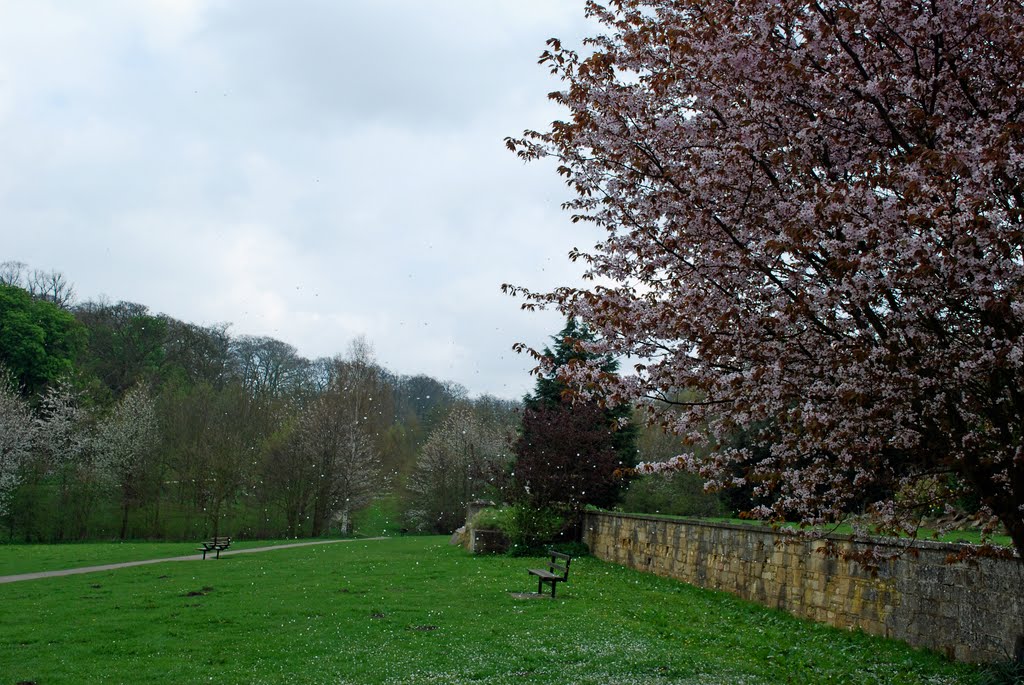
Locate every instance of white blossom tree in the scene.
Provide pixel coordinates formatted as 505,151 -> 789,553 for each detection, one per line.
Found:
26,380 -> 95,539
0,368 -> 35,517
300,391 -> 383,536
95,383 -> 159,539
406,405 -> 512,534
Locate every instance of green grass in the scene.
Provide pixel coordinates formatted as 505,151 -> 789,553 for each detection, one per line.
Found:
352,495 -> 404,538
0,538 -> 311,577
0,537 -> 979,684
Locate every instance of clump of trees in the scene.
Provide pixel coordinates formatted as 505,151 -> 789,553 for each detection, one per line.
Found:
508,0 -> 1024,555
0,265 -> 508,541
402,319 -> 649,541
0,283 -> 84,396
512,319 -> 638,511
618,403 -> 730,519
405,404 -> 516,534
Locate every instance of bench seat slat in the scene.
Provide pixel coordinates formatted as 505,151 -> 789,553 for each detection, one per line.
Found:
528,569 -> 562,580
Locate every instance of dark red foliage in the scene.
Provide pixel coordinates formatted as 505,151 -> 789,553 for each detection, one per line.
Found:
513,402 -> 624,510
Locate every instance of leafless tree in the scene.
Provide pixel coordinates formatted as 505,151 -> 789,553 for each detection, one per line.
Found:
0,261 -> 27,288
0,261 -> 75,308
230,335 -> 310,398
27,269 -> 76,308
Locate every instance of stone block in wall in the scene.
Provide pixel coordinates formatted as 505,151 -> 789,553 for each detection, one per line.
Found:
469,529 -> 509,554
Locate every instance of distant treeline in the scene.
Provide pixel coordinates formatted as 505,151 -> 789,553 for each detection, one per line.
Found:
0,261 -> 519,542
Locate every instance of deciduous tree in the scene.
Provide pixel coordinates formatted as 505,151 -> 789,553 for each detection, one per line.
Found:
0,367 -> 34,518
0,284 -> 85,396
95,383 -> 159,539
300,395 -> 382,536
0,262 -> 76,309
406,405 -> 511,534
74,301 -> 167,396
230,335 -> 309,398
508,0 -> 1024,554
513,402 -> 622,510
31,380 -> 95,539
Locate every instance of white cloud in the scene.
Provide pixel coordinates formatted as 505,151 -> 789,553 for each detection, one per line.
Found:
0,0 -> 599,398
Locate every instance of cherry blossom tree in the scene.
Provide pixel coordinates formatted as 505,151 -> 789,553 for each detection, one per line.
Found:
508,0 -> 1024,554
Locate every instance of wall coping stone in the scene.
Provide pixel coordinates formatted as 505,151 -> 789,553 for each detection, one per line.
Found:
588,510 -> 1021,559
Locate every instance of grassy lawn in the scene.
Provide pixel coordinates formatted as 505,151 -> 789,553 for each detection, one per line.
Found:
0,536 -> 980,684
352,495 -> 405,538
0,495 -> 400,578
0,538 -> 322,577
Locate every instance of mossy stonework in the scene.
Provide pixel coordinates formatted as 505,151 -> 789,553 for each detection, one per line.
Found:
468,529 -> 510,554
583,511 -> 1024,663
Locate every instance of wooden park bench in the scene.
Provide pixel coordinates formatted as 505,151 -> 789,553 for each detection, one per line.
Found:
528,550 -> 572,598
197,536 -> 232,560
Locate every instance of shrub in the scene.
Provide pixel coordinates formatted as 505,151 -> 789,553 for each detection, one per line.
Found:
978,661 -> 1024,685
619,471 -> 730,518
470,504 -> 588,556
503,505 -> 568,556
547,540 -> 590,558
469,507 -> 513,532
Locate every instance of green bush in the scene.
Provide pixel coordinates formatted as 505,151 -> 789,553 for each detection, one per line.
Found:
470,505 -> 591,557
978,658 -> 1024,685
619,471 -> 730,518
503,505 -> 567,556
547,540 -> 590,557
469,506 -> 514,532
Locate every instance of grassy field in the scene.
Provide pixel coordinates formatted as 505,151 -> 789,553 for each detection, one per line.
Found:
0,536 -> 981,684
351,495 -> 405,538
0,499 -> 400,577
0,538 -> 320,577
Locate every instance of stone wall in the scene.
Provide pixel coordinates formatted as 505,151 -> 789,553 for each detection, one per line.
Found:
583,511 -> 1024,663
468,528 -> 509,554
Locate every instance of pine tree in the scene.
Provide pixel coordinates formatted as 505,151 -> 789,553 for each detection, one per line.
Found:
523,318 -> 637,467
514,319 -> 637,511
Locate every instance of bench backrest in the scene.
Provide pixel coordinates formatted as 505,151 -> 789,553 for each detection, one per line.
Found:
546,551 -> 571,580
210,536 -> 231,545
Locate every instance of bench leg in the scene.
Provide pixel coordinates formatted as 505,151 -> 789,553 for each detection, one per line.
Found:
550,582 -> 556,599
537,578 -> 543,595
201,549 -> 207,560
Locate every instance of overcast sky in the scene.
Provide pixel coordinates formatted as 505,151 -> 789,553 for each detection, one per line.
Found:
0,1 -> 600,400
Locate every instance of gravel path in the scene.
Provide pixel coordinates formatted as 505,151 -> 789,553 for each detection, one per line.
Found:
0,537 -> 385,584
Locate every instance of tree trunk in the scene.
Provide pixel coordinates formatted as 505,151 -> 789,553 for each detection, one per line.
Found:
119,501 -> 129,540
